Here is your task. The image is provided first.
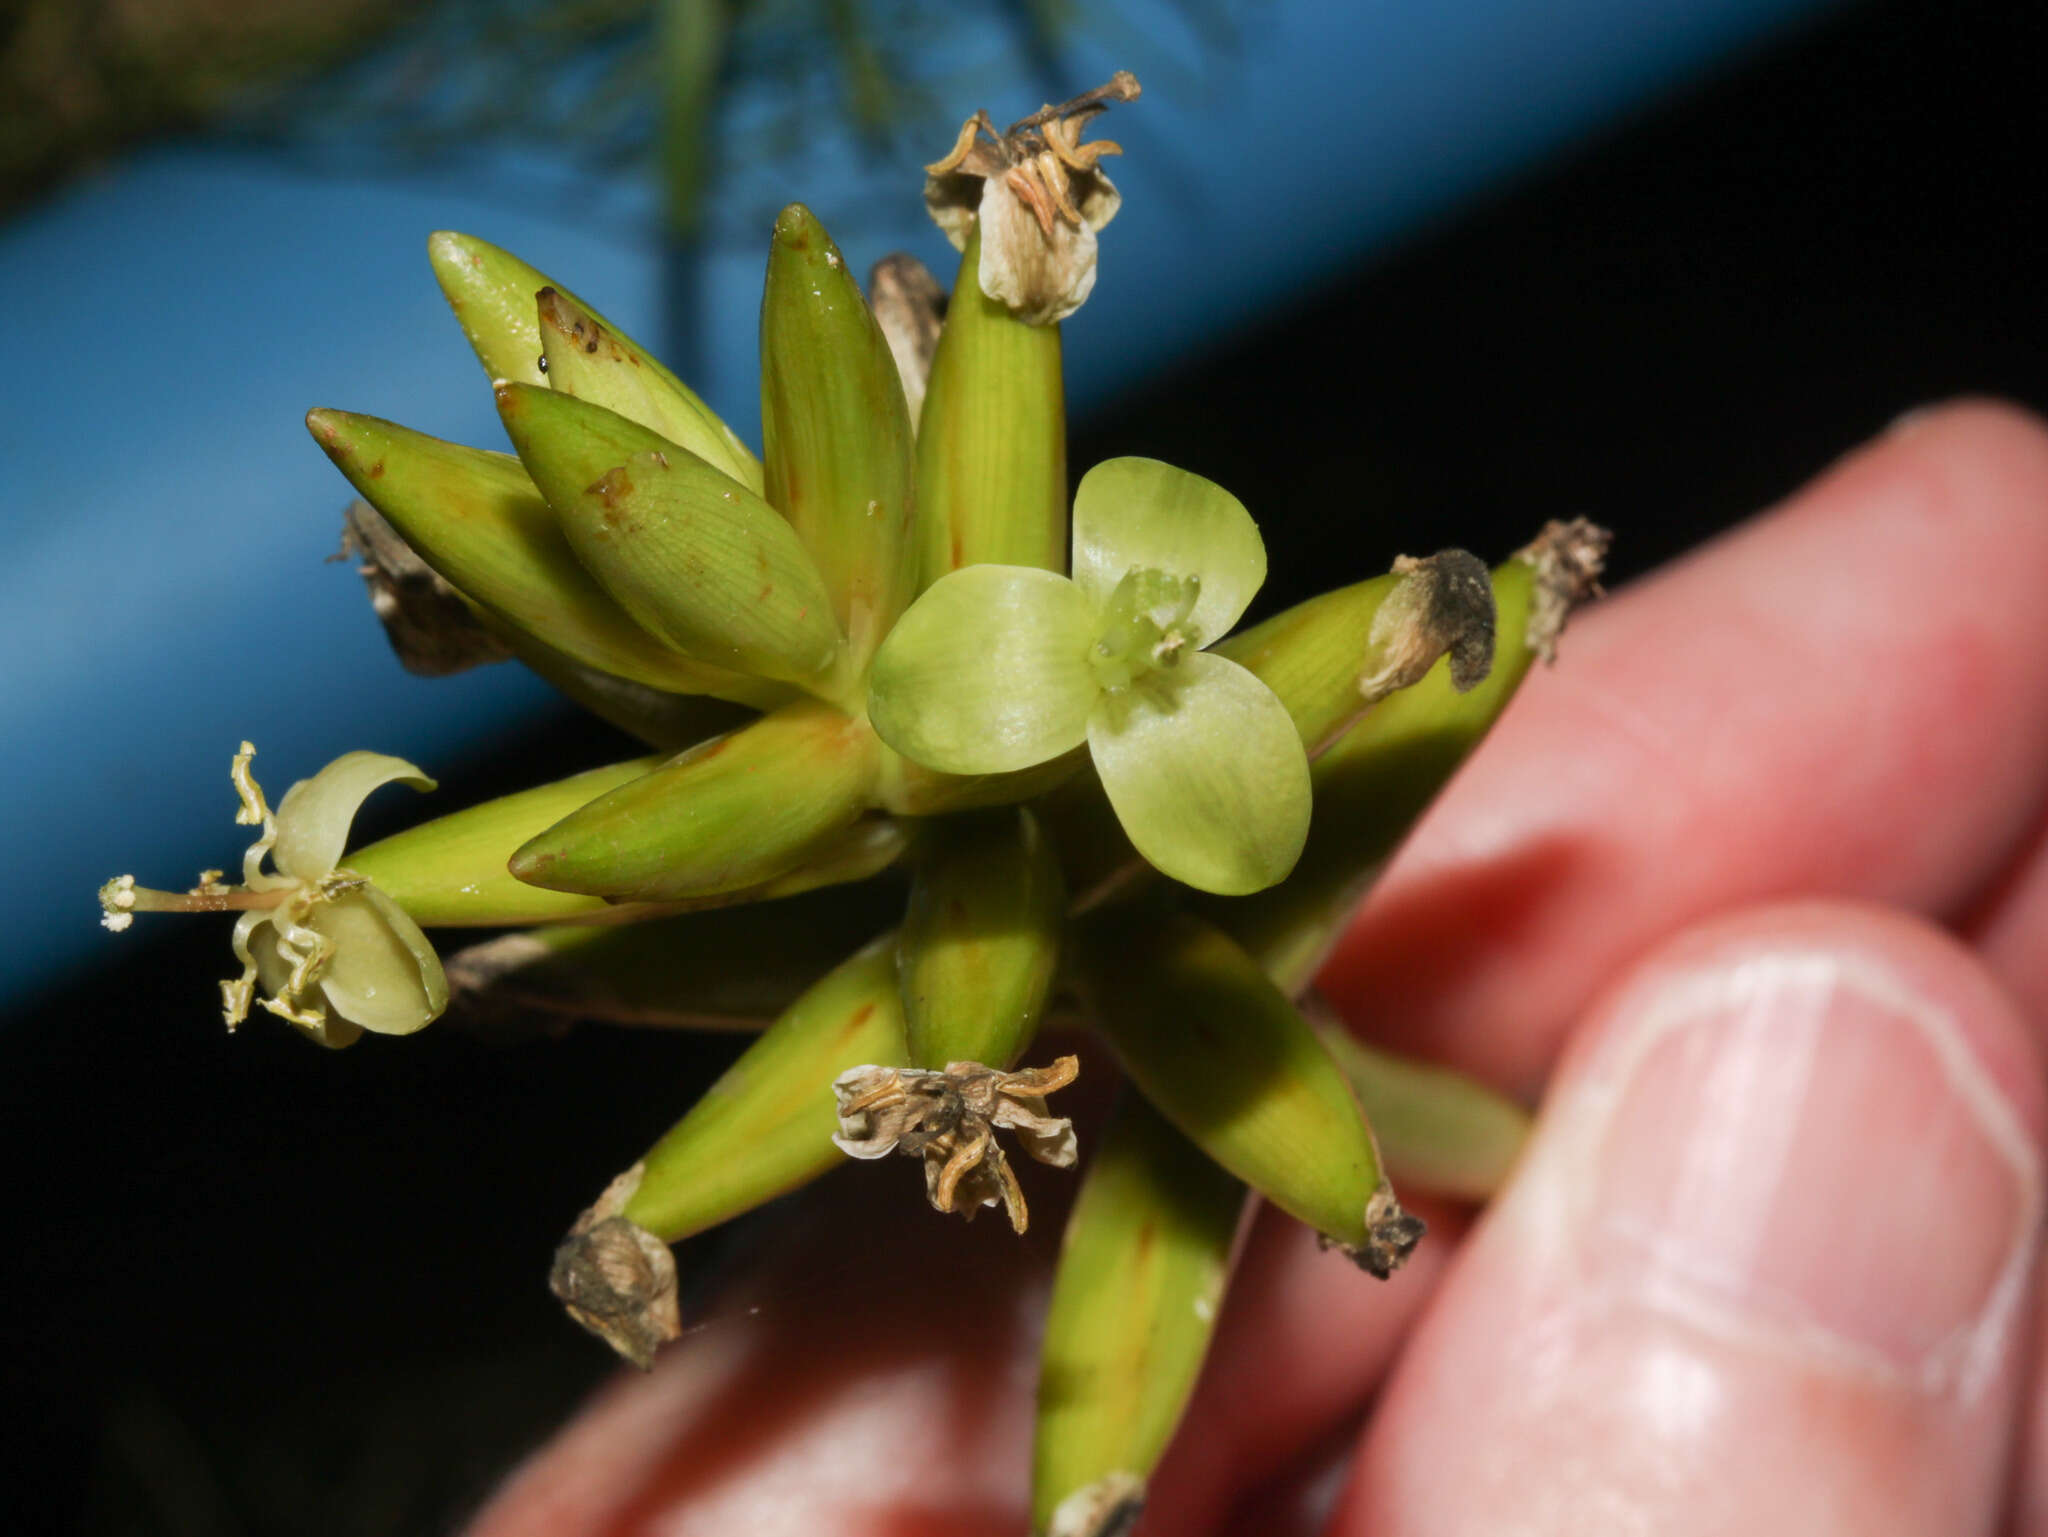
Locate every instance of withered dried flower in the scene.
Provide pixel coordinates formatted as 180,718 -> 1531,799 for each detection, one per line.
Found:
924,72 -> 1140,325
832,1056 -> 1081,1232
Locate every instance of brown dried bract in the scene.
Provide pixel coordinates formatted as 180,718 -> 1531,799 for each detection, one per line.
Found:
1360,548 -> 1498,711
1047,1471 -> 1146,1537
1517,517 -> 1612,662
868,252 -> 946,426
337,501 -> 511,676
548,1163 -> 681,1369
832,1056 -> 1080,1233
1347,1183 -> 1428,1280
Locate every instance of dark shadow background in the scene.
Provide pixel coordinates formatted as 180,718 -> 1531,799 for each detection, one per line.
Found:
8,0 -> 2044,1529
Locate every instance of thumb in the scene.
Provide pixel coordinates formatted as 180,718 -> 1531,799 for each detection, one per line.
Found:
1340,901 -> 2045,1536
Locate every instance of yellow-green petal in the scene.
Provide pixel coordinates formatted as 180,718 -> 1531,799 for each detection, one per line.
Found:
310,885 -> 448,1036
1071,458 -> 1264,643
868,566 -> 1099,775
1087,653 -> 1309,895
271,752 -> 435,883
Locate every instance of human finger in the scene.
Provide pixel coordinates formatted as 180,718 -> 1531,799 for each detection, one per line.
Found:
1322,400 -> 2048,1097
1338,902 -> 2045,1536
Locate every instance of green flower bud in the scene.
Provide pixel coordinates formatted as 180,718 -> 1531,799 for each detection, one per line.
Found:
509,701 -> 883,902
1033,1093 -> 1242,1537
760,204 -> 918,666
914,222 -> 1067,584
898,807 -> 1065,1070
306,409 -> 783,706
1072,907 -> 1421,1276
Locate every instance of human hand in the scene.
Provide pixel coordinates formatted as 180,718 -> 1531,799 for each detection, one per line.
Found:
463,400 -> 2048,1537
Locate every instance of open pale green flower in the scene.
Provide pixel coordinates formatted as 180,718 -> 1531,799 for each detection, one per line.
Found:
868,457 -> 1311,894
99,743 -> 448,1048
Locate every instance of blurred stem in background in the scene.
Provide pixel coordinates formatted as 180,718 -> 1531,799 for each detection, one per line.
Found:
0,0 -> 404,215
658,0 -> 724,238
1,0 -> 1239,227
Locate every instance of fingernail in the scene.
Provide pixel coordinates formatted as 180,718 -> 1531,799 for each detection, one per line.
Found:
1579,948 -> 2037,1388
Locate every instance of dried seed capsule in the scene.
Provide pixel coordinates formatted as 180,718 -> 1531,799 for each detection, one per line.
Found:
915,223 -> 1067,585
1033,1093 -> 1243,1537
1071,907 -> 1420,1275
508,701 -> 882,902
609,934 -> 910,1247
831,1055 -> 1079,1233
898,807 -> 1064,1070
534,285 -> 763,492
306,409 -> 781,705
496,383 -> 846,694
426,230 -> 762,492
1208,521 -> 1608,995
760,204 -> 917,664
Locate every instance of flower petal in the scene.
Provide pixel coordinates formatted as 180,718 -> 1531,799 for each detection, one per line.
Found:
311,886 -> 448,1036
1087,652 -> 1310,895
1071,458 -> 1265,643
868,566 -> 1099,775
272,752 -> 436,882
976,176 -> 1101,327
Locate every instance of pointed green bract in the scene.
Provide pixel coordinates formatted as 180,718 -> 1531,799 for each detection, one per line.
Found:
760,204 -> 917,663
1073,910 -> 1392,1259
306,409 -> 776,704
427,230 -> 763,493
1071,458 -> 1264,644
618,935 -> 909,1242
1033,1093 -> 1241,1537
497,384 -> 845,691
915,226 -> 1067,584
510,702 -> 881,902
1088,653 -> 1310,896
868,565 -> 1098,774
535,285 -> 764,492
898,808 -> 1065,1069
348,756 -> 664,925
